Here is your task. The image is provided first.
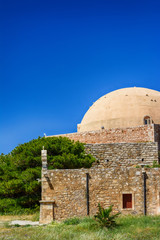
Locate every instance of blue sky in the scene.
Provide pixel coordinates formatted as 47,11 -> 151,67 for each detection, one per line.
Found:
1,0 -> 160,154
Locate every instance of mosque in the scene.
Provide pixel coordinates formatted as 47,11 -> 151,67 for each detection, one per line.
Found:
78,87 -> 160,131
40,87 -> 160,224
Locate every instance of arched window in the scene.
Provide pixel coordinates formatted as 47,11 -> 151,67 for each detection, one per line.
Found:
144,116 -> 151,125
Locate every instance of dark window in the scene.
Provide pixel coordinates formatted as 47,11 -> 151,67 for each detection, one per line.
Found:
123,194 -> 132,209
144,116 -> 151,125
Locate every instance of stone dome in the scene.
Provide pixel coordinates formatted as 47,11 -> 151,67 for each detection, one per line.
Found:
77,87 -> 160,132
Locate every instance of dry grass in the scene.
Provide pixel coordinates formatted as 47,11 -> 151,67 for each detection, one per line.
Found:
0,214 -> 36,222
0,212 -> 39,235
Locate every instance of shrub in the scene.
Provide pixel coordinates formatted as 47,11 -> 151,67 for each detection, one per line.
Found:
94,204 -> 120,228
0,137 -> 95,213
152,160 -> 160,168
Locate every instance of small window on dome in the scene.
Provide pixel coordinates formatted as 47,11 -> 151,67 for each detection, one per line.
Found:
144,116 -> 151,125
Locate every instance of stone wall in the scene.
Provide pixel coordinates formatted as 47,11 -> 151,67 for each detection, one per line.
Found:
154,124 -> 160,153
40,167 -> 160,223
48,125 -> 155,144
85,142 -> 159,167
40,128 -> 160,223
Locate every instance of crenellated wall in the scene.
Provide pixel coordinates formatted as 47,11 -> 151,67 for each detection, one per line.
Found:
48,125 -> 155,144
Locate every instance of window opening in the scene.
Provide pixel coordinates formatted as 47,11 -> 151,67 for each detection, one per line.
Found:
144,116 -> 151,125
123,194 -> 132,209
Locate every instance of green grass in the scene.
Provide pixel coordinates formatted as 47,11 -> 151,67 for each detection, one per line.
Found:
0,208 -> 40,216
1,215 -> 160,240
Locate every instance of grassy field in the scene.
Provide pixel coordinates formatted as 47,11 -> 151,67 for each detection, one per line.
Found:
0,214 -> 160,240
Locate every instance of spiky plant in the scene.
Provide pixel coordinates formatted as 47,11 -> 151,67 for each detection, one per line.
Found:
94,204 -> 120,228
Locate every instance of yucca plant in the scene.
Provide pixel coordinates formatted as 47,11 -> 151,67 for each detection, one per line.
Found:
94,204 -> 120,228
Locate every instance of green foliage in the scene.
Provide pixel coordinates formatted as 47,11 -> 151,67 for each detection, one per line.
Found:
145,165 -> 151,168
63,216 -> 99,230
0,137 -> 95,213
152,160 -> 160,168
94,204 -> 120,228
63,217 -> 81,225
135,165 -> 140,168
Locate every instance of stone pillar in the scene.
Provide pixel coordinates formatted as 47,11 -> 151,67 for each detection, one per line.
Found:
39,147 -> 55,224
41,146 -> 48,175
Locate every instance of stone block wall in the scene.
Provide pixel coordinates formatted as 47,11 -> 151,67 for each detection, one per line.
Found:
85,142 -> 159,167
154,124 -> 160,142
40,167 -> 160,223
48,125 -> 155,144
40,126 -> 160,223
40,169 -> 87,223
154,124 -> 160,153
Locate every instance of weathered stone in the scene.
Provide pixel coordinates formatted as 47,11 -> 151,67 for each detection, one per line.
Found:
39,124 -> 160,224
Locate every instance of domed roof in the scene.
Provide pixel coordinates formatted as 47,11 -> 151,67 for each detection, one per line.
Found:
78,87 -> 160,132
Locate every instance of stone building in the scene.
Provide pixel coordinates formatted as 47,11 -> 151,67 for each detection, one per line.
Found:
40,87 -> 160,224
